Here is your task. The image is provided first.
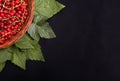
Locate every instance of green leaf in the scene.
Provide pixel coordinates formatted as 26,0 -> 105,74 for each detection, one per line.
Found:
37,22 -> 56,39
28,21 -> 56,40
15,34 -> 45,62
0,47 -> 12,63
35,0 -> 65,18
23,40 -> 45,62
29,0 -> 63,40
33,15 -> 48,25
15,34 -> 34,49
27,23 -> 40,41
12,47 -> 27,69
28,40 -> 45,61
12,34 -> 44,69
0,63 -> 5,72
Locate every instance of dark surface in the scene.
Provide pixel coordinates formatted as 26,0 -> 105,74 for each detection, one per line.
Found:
1,0 -> 120,81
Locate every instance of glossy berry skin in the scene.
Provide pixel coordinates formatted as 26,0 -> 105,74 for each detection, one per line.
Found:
0,0 -> 28,44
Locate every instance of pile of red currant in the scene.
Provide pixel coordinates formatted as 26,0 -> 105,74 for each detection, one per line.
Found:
0,0 -> 28,44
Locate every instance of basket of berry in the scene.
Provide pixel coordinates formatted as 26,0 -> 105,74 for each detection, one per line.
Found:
0,0 -> 65,72
0,0 -> 34,49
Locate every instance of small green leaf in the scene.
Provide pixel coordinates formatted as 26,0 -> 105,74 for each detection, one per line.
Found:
12,47 -> 27,69
27,23 -> 40,41
37,22 -> 56,39
33,15 -> 48,25
35,0 -> 65,18
15,34 -> 34,49
0,63 -> 5,72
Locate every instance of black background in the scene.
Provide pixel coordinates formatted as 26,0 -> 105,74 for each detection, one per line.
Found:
1,0 -> 120,81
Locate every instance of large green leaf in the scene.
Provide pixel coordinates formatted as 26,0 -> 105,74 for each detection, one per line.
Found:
35,0 -> 65,18
28,40 -> 45,61
11,47 -> 27,69
23,40 -> 45,62
37,22 -> 56,39
17,34 -> 45,61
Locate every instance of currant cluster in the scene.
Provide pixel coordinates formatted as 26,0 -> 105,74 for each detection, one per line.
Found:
0,0 -> 28,44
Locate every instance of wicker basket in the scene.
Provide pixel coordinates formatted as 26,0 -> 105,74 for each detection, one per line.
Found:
0,0 -> 34,49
